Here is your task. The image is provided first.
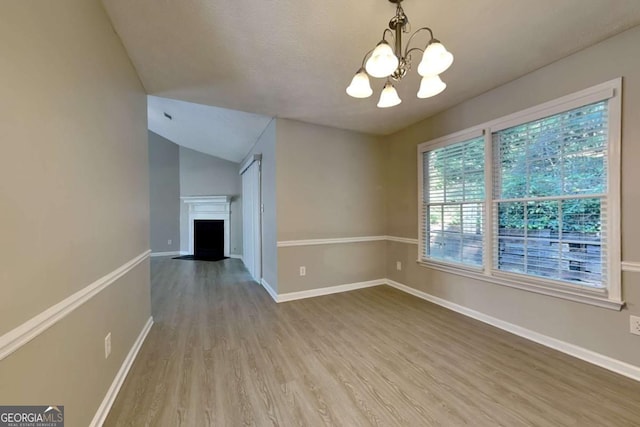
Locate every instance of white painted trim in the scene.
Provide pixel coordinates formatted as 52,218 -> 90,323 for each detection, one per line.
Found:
385,279 -> 640,382
277,279 -> 386,303
606,78 -> 623,302
486,80 -> 618,133
0,250 -> 151,361
276,235 -> 419,247
179,251 -> 189,256
416,79 -> 623,309
277,236 -> 387,247
622,261 -> 640,272
483,129 -> 494,280
90,317 -> 153,427
416,259 -> 623,311
150,251 -> 181,257
180,195 -> 231,204
417,143 -> 425,262
386,235 -> 419,245
417,126 -> 485,153
229,254 -> 243,261
260,278 -> 278,302
240,153 -> 262,175
277,236 -> 421,247
183,196 -> 231,257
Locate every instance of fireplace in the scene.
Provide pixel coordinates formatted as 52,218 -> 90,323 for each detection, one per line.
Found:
181,196 -> 231,257
194,220 -> 225,260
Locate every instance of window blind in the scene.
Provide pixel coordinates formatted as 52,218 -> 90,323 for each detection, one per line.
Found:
492,101 -> 608,288
423,136 -> 485,266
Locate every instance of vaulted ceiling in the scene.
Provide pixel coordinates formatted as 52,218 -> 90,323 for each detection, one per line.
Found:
147,96 -> 272,163
103,0 -> 640,135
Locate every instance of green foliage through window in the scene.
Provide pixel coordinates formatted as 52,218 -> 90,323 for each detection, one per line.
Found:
493,101 -> 607,287
425,137 -> 484,266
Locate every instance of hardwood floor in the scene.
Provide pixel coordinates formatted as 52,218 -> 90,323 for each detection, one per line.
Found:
104,258 -> 640,426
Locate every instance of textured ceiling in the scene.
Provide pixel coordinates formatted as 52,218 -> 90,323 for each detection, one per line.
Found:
147,96 -> 272,163
103,0 -> 640,135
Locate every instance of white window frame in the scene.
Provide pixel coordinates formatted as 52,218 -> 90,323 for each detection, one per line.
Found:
418,126 -> 486,272
417,78 -> 622,310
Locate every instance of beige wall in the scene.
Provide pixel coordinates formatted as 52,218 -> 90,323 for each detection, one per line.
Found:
0,262 -> 150,424
385,26 -> 640,367
243,119 -> 278,290
279,242 -> 386,293
276,119 -> 387,294
179,146 -> 242,255
0,0 -> 150,425
149,131 -> 180,253
276,119 -> 387,240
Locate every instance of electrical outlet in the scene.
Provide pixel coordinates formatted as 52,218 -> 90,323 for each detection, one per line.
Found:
168,239 -> 172,245
396,261 -> 402,271
299,266 -> 306,276
630,316 -> 640,336
104,333 -> 112,359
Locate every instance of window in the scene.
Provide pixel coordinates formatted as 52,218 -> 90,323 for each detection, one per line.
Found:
418,79 -> 621,308
423,135 -> 484,267
493,102 -> 607,288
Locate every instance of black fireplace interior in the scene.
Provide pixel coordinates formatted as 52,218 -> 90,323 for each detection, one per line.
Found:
194,219 -> 225,261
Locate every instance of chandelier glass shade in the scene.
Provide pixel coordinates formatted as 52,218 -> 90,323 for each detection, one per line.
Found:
417,75 -> 446,98
418,42 -> 454,77
346,0 -> 453,108
377,80 -> 402,108
365,41 -> 399,78
346,68 -> 374,98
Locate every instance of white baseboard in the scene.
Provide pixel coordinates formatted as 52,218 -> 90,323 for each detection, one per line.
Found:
385,279 -> 640,382
150,251 -> 180,257
90,316 -> 154,427
277,279 -> 386,303
260,278 -> 278,302
229,254 -> 243,261
0,250 -> 150,361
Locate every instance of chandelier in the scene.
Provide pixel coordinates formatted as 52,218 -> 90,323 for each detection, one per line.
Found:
346,0 -> 454,108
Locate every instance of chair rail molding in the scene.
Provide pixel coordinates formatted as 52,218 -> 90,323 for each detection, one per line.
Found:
622,261 -> 640,272
0,250 -> 151,361
277,235 -> 418,247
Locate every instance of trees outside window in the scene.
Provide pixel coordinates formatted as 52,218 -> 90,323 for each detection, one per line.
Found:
418,79 -> 621,306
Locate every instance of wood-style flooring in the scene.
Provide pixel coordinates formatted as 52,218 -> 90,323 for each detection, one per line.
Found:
104,257 -> 640,426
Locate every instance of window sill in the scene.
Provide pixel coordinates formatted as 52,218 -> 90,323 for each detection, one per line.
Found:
416,259 -> 625,311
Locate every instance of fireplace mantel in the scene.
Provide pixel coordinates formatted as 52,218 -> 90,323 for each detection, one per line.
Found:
181,196 -> 232,256
181,195 -> 231,206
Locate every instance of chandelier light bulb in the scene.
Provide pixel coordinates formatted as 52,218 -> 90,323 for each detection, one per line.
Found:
417,42 -> 454,77
365,41 -> 399,78
377,81 -> 402,108
417,75 -> 447,98
346,68 -> 373,98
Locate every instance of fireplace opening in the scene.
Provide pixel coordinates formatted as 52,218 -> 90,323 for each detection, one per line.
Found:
194,219 -> 225,261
